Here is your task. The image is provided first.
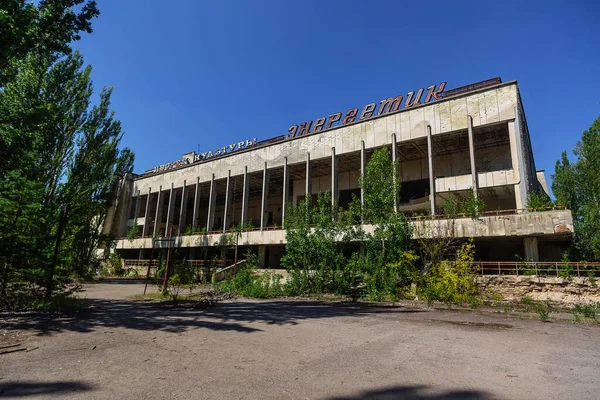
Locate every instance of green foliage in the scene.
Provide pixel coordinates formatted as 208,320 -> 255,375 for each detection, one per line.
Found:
216,263 -> 285,299
282,148 -> 415,300
526,190 -> 552,210
443,193 -> 461,217
0,19 -> 135,307
127,221 -> 140,241
572,303 -> 599,321
0,0 -> 99,86
422,239 -> 479,305
537,303 -> 550,322
167,274 -> 190,302
552,116 -> 600,260
587,272 -> 597,288
359,148 -> 399,224
521,295 -> 534,305
104,252 -> 124,276
461,189 -> 485,219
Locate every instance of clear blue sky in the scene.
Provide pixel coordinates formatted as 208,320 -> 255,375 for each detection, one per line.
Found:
76,0 -> 600,191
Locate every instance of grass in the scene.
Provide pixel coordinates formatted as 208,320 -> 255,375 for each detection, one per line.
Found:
571,303 -> 599,323
129,292 -> 205,301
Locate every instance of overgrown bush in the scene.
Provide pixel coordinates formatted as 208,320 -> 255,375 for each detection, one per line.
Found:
526,190 -> 552,210
422,239 -> 479,305
217,263 -> 285,299
461,190 -> 485,219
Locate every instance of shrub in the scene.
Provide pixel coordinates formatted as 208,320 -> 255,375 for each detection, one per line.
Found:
461,190 -> 485,219
422,239 -> 478,305
526,190 -> 552,210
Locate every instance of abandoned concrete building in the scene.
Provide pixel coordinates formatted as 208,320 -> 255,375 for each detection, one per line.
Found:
102,77 -> 574,267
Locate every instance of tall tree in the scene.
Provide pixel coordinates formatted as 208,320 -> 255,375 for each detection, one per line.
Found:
0,51 -> 133,302
552,116 -> 600,260
0,0 -> 99,85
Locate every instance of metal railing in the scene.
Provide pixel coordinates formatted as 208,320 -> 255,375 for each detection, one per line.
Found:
472,261 -> 600,278
124,259 -> 231,270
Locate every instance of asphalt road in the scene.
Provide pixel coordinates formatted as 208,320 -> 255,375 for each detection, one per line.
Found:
1,283 -> 599,399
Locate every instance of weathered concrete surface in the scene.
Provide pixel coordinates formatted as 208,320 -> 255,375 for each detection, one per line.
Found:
478,275 -> 600,305
116,210 -> 573,250
1,282 -> 599,400
132,83 -> 519,191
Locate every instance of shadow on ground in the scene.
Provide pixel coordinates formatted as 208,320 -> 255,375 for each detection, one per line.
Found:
0,381 -> 95,398
326,384 -> 491,399
1,295 -> 424,336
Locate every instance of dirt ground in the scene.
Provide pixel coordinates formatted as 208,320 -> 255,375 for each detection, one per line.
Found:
1,282 -> 599,400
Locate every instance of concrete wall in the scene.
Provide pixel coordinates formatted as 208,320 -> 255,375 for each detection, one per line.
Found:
116,210 -> 573,250
131,83 -> 519,195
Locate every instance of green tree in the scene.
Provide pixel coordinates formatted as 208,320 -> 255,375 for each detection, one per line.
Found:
552,116 -> 600,260
0,51 -> 133,303
360,147 -> 399,223
0,0 -> 99,85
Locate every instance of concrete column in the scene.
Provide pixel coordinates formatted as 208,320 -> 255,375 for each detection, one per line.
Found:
467,115 -> 478,198
426,125 -> 436,216
165,183 -> 175,236
282,157 -> 289,228
260,162 -> 270,230
142,187 -> 152,237
508,119 -> 525,209
524,237 -> 539,262
153,185 -> 163,237
305,152 -> 312,205
207,174 -> 216,232
178,181 -> 188,234
223,170 -> 232,232
192,177 -> 201,231
258,245 -> 267,268
331,147 -> 338,210
391,133 -> 398,213
241,166 -> 249,225
133,190 -> 141,220
360,141 -> 366,210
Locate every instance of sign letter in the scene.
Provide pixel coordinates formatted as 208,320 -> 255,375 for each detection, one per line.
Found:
287,126 -> 298,139
404,88 -> 424,108
326,112 -> 342,129
378,96 -> 403,115
360,103 -> 376,120
424,82 -> 446,103
343,108 -> 358,125
313,117 -> 327,132
298,121 -> 313,136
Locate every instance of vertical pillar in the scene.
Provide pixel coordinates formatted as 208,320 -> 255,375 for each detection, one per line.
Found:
391,133 -> 398,213
192,177 -> 201,231
524,237 -> 539,262
165,183 -> 175,235
178,180 -> 188,234
467,115 -> 478,198
258,245 -> 267,268
305,152 -> 312,205
331,147 -> 338,210
241,166 -> 249,225
133,190 -> 141,220
260,162 -> 269,230
223,170 -> 232,232
206,174 -> 216,232
508,117 -> 526,209
153,185 -> 163,237
426,125 -> 436,216
142,187 -> 152,237
360,140 -> 366,220
282,157 -> 289,228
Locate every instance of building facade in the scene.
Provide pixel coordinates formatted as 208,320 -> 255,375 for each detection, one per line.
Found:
103,78 -> 573,267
